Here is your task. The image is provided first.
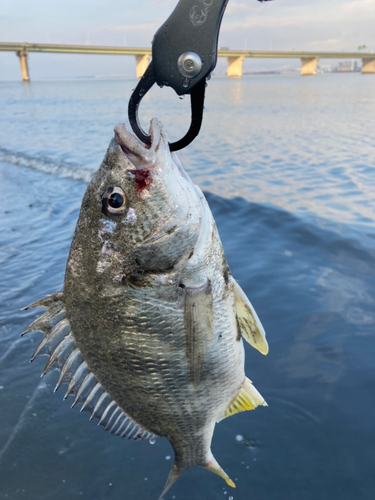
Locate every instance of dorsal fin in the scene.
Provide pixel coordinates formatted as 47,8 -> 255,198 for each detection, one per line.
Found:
217,377 -> 267,422
23,293 -> 157,442
231,277 -> 269,355
43,333 -> 76,376
30,318 -> 71,361
23,292 -> 64,310
21,302 -> 65,336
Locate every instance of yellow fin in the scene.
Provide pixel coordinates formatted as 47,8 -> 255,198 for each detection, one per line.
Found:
232,277 -> 269,355
204,452 -> 236,489
218,378 -> 267,422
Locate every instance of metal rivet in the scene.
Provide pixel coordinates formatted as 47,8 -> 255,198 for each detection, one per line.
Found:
177,52 -> 202,79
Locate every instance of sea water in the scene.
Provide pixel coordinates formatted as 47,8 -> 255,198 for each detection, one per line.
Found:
0,74 -> 375,500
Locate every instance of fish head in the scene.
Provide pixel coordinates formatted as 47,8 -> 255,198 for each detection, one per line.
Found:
65,118 -> 201,291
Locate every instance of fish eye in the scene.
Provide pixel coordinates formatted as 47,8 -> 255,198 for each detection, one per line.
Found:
102,187 -> 127,216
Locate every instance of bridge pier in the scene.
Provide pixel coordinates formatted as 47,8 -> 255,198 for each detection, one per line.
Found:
17,49 -> 30,81
227,56 -> 245,78
135,54 -> 150,78
300,57 -> 318,76
361,58 -> 375,74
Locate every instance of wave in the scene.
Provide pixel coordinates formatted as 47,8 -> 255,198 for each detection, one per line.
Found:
0,147 -> 93,183
2,147 -> 374,236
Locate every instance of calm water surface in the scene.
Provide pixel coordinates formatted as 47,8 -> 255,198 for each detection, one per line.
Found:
0,75 -> 375,499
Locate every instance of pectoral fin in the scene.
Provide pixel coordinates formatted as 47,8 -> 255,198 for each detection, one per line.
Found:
184,279 -> 214,389
218,377 -> 267,422
231,277 -> 268,355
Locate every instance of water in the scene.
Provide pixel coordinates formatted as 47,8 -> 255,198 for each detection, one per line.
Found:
1,74 -> 375,499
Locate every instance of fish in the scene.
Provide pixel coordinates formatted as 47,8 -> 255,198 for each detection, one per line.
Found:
23,118 -> 269,499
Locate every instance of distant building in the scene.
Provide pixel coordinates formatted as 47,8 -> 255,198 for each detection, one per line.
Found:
320,64 -> 332,73
336,60 -> 359,72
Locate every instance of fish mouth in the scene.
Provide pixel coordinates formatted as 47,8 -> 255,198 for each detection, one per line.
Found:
114,118 -> 163,169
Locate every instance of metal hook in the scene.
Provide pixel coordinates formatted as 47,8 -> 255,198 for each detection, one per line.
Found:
128,62 -> 206,152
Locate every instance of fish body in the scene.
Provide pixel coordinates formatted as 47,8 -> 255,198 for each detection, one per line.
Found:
24,119 -> 268,498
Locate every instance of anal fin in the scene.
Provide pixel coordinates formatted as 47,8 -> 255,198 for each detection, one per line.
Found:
218,377 -> 267,422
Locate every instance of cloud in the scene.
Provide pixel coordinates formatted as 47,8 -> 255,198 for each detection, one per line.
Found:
342,0 -> 375,13
109,23 -> 159,33
150,0 -> 176,7
218,0 -> 375,51
306,38 -> 342,48
223,0 -> 375,28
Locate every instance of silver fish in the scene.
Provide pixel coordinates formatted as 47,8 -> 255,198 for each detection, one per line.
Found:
23,118 -> 268,498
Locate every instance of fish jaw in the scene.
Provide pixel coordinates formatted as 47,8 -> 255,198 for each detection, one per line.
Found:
114,119 -> 161,171
114,118 -> 194,204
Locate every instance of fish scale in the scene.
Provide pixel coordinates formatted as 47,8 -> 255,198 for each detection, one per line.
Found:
24,119 -> 268,499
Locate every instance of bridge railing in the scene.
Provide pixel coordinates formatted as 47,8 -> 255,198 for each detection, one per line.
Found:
1,42 -> 374,81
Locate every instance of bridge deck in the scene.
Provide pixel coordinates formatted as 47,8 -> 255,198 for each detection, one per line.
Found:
1,42 -> 374,59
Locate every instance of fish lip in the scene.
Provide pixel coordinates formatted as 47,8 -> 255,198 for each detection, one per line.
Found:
114,118 -> 163,169
148,118 -> 162,153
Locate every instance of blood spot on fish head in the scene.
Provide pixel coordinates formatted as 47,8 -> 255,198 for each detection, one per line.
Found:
134,168 -> 153,196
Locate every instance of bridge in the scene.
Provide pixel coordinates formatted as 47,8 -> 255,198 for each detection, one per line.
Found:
1,42 -> 374,82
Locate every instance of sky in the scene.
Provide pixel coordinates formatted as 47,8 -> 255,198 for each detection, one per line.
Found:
1,0 -> 374,79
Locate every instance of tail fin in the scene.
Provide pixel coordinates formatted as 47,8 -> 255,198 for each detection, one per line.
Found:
158,451 -> 235,499
204,451 -> 236,489
158,462 -> 185,500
